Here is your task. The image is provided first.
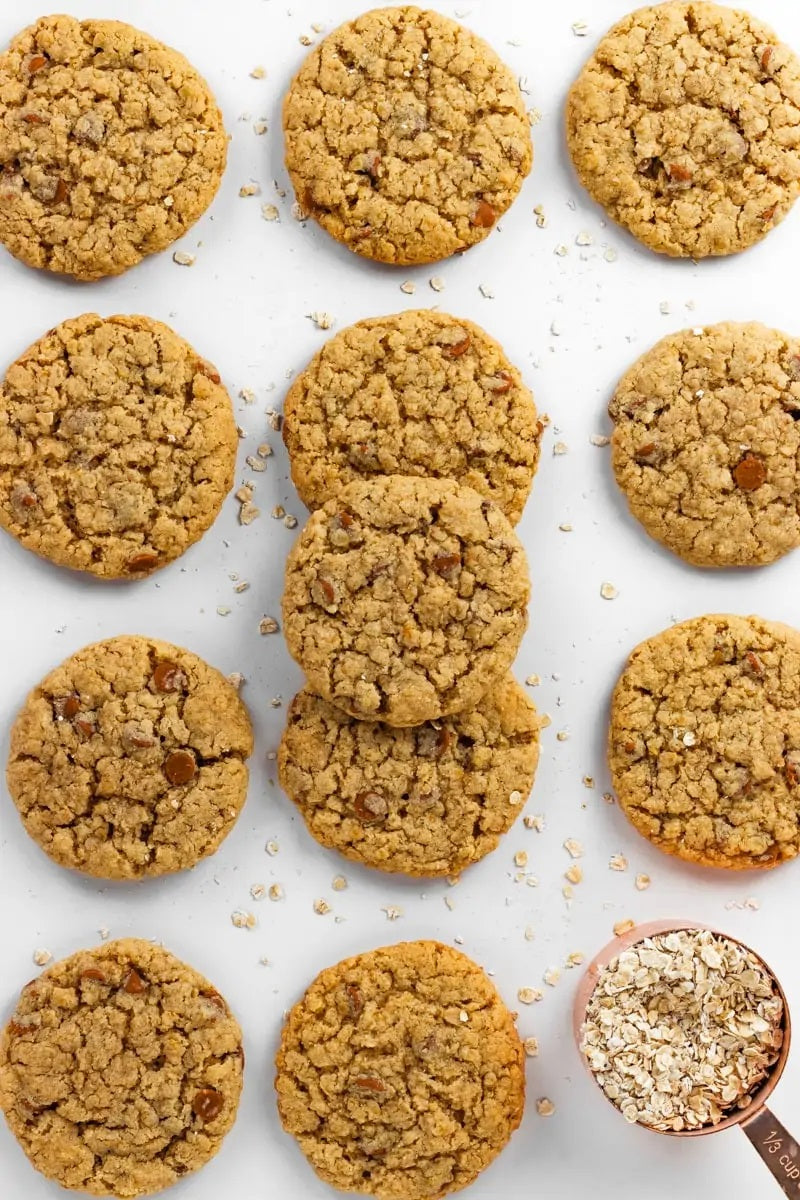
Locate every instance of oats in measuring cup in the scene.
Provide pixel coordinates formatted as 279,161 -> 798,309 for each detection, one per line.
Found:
580,929 -> 784,1132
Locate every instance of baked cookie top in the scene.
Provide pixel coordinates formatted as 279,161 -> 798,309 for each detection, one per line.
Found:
275,940 -> 525,1200
6,635 -> 253,880
0,939 -> 243,1198
0,15 -> 227,280
282,476 -> 529,727
283,6 -> 532,264
283,310 -> 541,523
0,314 -> 238,579
566,2 -> 800,258
610,614 -> 800,869
278,676 -> 539,876
609,321 -> 800,567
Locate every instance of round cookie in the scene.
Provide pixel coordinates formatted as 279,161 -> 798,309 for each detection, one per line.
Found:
283,310 -> 541,523
283,6 -> 532,264
275,940 -> 525,1200
609,321 -> 800,567
282,475 -> 530,726
0,938 -> 243,1197
278,676 -> 540,876
6,635 -> 253,880
0,16 -> 227,280
0,314 -> 238,579
609,614 -> 800,869
566,2 -> 800,258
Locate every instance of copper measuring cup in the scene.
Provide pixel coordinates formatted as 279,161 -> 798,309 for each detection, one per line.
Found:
574,920 -> 799,1195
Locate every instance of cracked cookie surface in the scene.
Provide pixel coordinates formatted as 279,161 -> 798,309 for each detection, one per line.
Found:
610,321 -> 800,566
282,476 -> 529,727
0,314 -> 238,579
566,2 -> 800,258
275,940 -> 524,1200
0,15 -> 227,280
283,310 -> 541,523
6,635 -> 253,880
0,938 -> 243,1198
283,6 -> 532,264
278,677 -> 539,876
610,614 -> 800,869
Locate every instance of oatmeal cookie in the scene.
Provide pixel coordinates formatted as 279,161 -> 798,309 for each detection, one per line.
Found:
282,476 -> 530,726
0,15 -> 227,279
0,314 -> 238,579
275,940 -> 525,1199
610,614 -> 800,868
566,2 -> 800,257
283,310 -> 541,523
609,321 -> 800,567
6,635 -> 253,880
278,676 -> 539,876
283,6 -> 532,264
0,939 -> 243,1197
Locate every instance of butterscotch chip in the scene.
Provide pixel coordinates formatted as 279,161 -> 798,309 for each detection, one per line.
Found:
0,939 -> 243,1196
610,614 -> 800,868
278,677 -> 539,876
283,6 -> 532,264
275,940 -> 525,1199
0,16 -> 227,279
282,476 -> 530,726
283,310 -> 541,523
6,635 -> 253,880
610,322 -> 800,567
567,3 -> 800,257
0,314 -> 238,578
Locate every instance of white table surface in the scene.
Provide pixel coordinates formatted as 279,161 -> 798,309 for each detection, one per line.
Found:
2,1 -> 800,1197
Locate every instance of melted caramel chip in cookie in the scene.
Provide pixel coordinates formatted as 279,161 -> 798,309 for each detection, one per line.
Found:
283,6 -> 531,264
6,635 -> 253,880
610,614 -> 800,869
0,939 -> 243,1197
275,940 -> 525,1199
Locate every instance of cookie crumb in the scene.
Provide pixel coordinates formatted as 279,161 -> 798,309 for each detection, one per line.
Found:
259,616 -> 279,635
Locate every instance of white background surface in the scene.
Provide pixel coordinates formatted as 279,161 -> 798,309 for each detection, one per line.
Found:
2,1 -> 800,1197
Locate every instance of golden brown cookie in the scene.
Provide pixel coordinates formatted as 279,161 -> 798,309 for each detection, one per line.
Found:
609,614 -> 800,869
283,310 -> 541,523
0,314 -> 238,579
283,6 -> 532,264
275,940 -> 525,1199
6,635 -> 253,880
0,938 -> 243,1198
278,676 -> 539,876
0,16 -> 227,280
567,2 -> 800,258
609,321 -> 800,567
282,476 -> 530,727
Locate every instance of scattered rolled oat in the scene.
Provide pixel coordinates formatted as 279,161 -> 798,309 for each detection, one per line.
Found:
283,514 -> 298,530
553,441 -> 568,455
239,183 -> 260,197
509,789 -> 523,806
478,283 -> 495,299
33,948 -> 52,966
659,300 -> 671,315
537,1098 -> 556,1116
429,276 -> 445,292
544,967 -> 561,987
245,455 -> 266,473
262,204 -> 280,221
254,120 -> 268,135
525,674 -> 540,686
566,952 -> 585,968
250,65 -> 266,79
239,388 -> 256,404
308,311 -> 334,330
565,864 -> 583,885
571,20 -> 589,35
518,987 -> 543,1005
332,875 -> 348,892
558,522 -> 573,532
231,910 -> 256,930
635,873 -> 651,890
259,616 -> 279,635
381,905 -> 403,921
271,505 -> 286,520
227,671 -> 245,690
514,850 -> 529,868
576,231 -> 593,246
609,854 -> 628,872
613,918 -> 636,937
268,884 -> 284,901
216,606 -> 231,617
533,204 -> 547,228
524,814 -> 545,831
590,433 -> 611,446
172,250 -> 195,267
250,883 -> 266,901
563,884 -> 574,900
524,1036 -> 539,1057
554,243 -> 568,256
604,246 -> 618,262
313,898 -> 331,916
265,840 -> 279,856
583,775 -> 595,789
580,928 -> 784,1132
564,838 -> 584,858
400,280 -> 416,294
556,730 -> 570,742
600,582 -> 618,600
291,200 -> 308,222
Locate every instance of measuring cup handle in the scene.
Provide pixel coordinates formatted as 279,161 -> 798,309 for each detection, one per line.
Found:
742,1106 -> 800,1195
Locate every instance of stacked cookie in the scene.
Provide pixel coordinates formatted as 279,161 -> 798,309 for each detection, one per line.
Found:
278,311 -> 542,877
